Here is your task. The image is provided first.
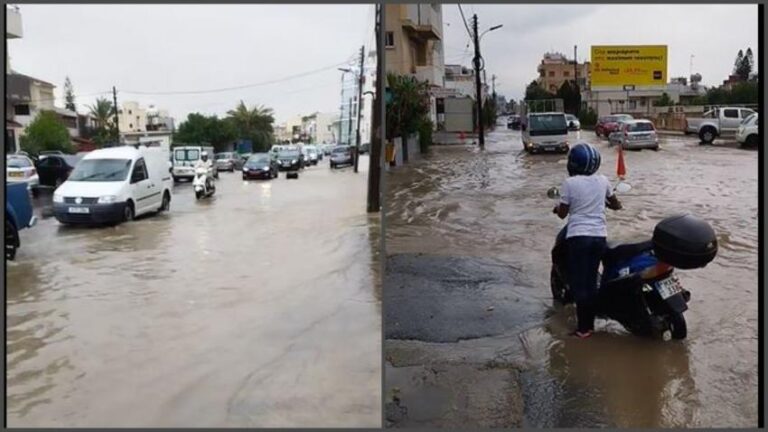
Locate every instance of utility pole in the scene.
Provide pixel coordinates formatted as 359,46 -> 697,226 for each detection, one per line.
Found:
347,97 -> 353,146
112,86 -> 120,144
471,14 -> 485,149
491,74 -> 496,96
354,45 -> 364,173
574,45 -> 579,115
367,3 -> 382,214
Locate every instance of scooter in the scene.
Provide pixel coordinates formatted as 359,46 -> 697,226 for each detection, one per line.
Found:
548,182 -> 718,340
193,166 -> 216,200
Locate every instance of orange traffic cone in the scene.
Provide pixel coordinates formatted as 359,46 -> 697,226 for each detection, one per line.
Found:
617,146 -> 627,179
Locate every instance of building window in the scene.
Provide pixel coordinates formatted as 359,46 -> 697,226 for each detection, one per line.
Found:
629,100 -> 637,109
128,110 -> 132,115
14,104 -> 30,116
129,123 -> 133,129
548,71 -> 555,77
540,71 -> 545,78
385,32 -> 394,48
563,71 -> 570,77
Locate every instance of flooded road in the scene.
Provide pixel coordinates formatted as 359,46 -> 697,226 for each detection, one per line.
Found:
384,129 -> 758,428
7,156 -> 381,427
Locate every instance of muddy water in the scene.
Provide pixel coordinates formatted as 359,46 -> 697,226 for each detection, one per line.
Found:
384,130 -> 758,427
6,157 -> 381,427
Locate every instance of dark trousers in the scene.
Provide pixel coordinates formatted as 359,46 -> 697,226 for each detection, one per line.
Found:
567,236 -> 606,332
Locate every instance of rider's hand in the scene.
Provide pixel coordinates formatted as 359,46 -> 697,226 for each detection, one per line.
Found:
552,205 -> 559,214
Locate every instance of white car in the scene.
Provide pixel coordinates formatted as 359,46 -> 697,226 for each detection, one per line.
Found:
53,146 -> 173,225
6,154 -> 40,195
736,113 -> 759,148
565,114 -> 581,131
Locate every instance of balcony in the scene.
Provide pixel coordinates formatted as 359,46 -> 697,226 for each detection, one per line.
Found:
402,4 -> 441,40
415,65 -> 443,87
6,5 -> 22,38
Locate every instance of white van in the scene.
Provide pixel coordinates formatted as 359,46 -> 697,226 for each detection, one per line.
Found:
172,145 -> 217,182
522,112 -> 570,154
52,146 -> 173,225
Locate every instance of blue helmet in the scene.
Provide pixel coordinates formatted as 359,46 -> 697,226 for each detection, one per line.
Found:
567,142 -> 601,176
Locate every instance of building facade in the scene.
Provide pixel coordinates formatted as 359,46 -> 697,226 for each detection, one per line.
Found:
117,101 -> 147,133
536,52 -> 590,94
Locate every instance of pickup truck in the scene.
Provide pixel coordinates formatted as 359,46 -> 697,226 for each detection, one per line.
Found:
6,182 -> 37,260
686,107 -> 757,144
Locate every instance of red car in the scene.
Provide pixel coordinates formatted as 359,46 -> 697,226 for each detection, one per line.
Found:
596,114 -> 634,138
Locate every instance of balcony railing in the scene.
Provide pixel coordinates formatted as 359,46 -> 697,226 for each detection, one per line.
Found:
6,5 -> 23,38
402,4 -> 441,40
415,65 -> 443,87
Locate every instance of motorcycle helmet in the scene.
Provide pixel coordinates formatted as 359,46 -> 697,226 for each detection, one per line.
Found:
567,142 -> 601,176
201,151 -> 209,161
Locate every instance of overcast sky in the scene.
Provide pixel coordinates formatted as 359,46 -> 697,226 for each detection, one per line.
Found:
441,4 -> 759,101
9,4 -> 375,124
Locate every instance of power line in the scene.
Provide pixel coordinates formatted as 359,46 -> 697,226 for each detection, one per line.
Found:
121,61 -> 349,96
457,4 -> 474,40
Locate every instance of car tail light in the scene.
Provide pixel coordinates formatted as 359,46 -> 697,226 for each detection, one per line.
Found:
640,262 -> 673,280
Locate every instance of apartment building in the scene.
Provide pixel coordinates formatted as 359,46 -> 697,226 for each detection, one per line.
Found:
536,52 -> 590,94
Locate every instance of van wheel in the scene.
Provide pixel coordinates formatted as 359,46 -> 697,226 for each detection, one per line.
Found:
745,135 -> 758,148
159,192 -> 171,212
124,202 -> 135,222
6,220 -> 18,261
699,127 -> 716,144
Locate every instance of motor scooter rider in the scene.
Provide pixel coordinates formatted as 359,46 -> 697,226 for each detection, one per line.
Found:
553,142 -> 622,339
195,151 -> 214,191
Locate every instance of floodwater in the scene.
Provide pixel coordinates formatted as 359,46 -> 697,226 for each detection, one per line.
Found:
384,127 -> 759,428
6,156 -> 381,427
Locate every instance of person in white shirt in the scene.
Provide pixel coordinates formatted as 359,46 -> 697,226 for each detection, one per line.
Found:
195,151 -> 214,191
553,142 -> 622,338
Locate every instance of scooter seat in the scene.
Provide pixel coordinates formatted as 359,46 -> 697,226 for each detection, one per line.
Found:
603,240 -> 654,265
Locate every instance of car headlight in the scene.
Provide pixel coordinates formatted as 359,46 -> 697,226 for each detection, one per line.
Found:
292,159 -> 297,164
98,195 -> 117,204
53,194 -> 64,203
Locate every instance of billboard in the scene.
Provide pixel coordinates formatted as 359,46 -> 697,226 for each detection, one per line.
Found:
590,45 -> 668,88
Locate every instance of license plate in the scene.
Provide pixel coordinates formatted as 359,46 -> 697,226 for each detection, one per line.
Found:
68,207 -> 90,214
655,276 -> 682,300
9,172 -> 23,178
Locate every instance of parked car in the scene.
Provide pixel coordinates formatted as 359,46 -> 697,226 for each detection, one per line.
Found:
330,145 -> 353,169
7,154 -> 40,196
521,112 -> 569,154
242,153 -> 279,180
686,107 -> 757,144
6,182 -> 37,260
52,146 -> 173,225
565,114 -> 581,131
321,144 -> 334,156
736,112 -> 759,148
608,119 -> 660,151
359,143 -> 371,154
38,150 -> 65,159
214,152 -> 242,172
507,115 -> 522,130
276,147 -> 302,171
596,114 -> 634,138
35,154 -> 83,188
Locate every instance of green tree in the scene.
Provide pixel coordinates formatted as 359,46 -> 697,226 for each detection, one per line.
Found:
385,73 -> 431,140
736,52 -> 752,81
733,49 -> 744,76
226,100 -> 275,152
175,113 -> 237,152
88,97 -> 117,146
20,111 -> 74,155
525,80 -> 555,101
64,76 -> 76,112
654,92 -> 674,107
482,93 -> 498,129
556,80 -> 581,114
578,107 -> 598,128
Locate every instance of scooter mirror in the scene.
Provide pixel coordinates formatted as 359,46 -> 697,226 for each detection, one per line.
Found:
615,182 -> 632,194
546,187 -> 560,199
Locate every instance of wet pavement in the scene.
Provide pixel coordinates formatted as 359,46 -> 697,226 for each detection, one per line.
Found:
383,127 -> 759,428
6,156 -> 381,428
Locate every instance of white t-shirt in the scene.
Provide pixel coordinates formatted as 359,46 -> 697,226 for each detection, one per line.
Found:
560,174 -> 613,238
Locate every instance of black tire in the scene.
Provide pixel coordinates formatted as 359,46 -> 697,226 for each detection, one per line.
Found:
652,146 -> 660,151
31,187 -> 40,198
6,220 -> 18,261
124,202 -> 135,222
667,312 -> 687,340
550,267 -> 565,303
699,127 -> 716,144
242,175 -> 247,181
745,135 -> 758,148
159,192 -> 171,212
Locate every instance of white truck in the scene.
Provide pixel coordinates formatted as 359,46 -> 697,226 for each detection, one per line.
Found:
685,107 -> 757,144
172,145 -> 217,182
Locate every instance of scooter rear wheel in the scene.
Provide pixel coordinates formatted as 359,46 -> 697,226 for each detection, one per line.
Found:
550,267 -> 573,304
667,312 -> 687,340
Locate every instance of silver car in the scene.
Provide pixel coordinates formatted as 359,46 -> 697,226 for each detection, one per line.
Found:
214,152 -> 241,172
609,119 -> 660,151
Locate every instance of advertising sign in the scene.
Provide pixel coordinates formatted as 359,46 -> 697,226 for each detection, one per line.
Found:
590,45 -> 668,88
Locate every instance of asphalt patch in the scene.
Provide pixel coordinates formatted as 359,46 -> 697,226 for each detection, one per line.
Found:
384,254 -> 544,343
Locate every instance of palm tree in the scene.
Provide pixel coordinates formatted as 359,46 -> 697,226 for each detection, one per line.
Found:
226,100 -> 275,151
385,73 -> 430,140
88,97 -> 114,129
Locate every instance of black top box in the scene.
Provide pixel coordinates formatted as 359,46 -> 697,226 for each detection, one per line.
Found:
653,214 -> 718,269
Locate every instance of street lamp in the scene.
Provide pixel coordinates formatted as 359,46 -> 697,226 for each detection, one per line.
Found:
479,24 -> 503,41
472,18 -> 503,150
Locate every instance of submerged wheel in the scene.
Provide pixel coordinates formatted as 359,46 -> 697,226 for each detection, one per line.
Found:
123,202 -> 135,222
667,312 -> 687,340
550,267 -> 567,304
159,192 -> 171,212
